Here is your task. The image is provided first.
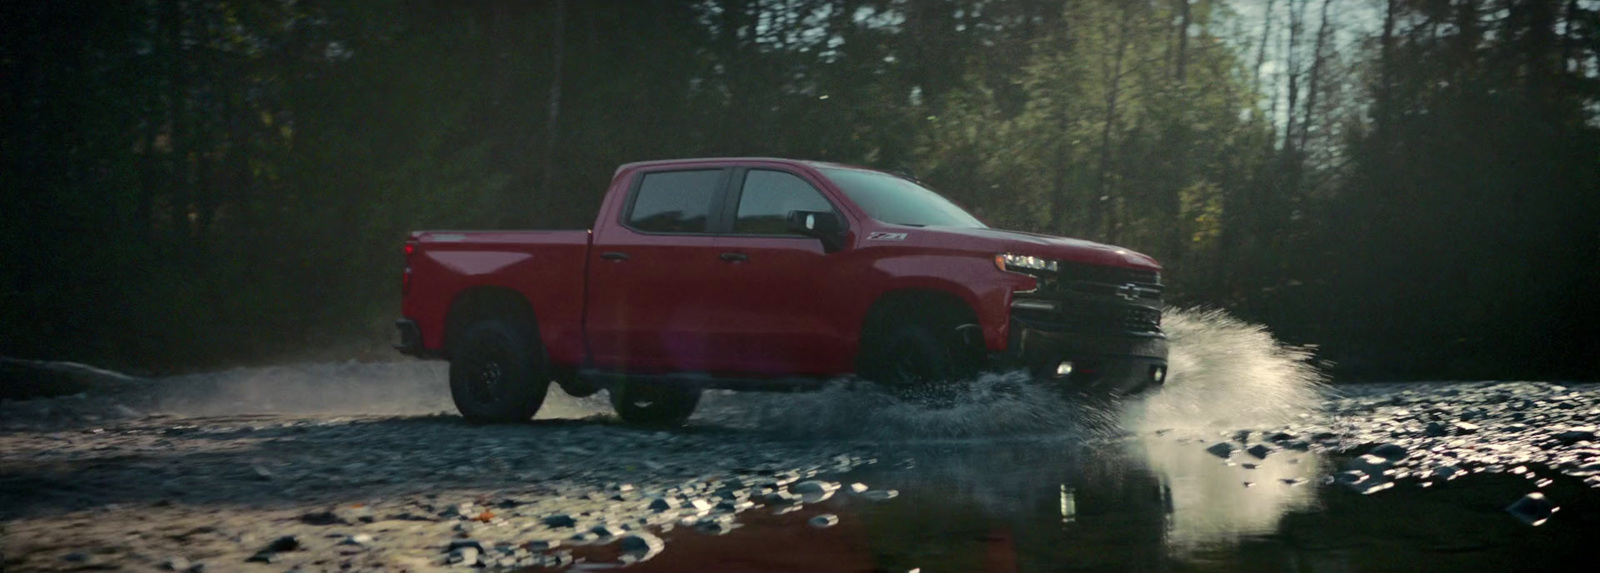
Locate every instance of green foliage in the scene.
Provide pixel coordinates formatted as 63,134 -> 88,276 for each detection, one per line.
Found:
1,0 -> 1595,379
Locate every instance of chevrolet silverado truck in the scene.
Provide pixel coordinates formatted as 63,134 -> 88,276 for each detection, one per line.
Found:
396,158 -> 1167,425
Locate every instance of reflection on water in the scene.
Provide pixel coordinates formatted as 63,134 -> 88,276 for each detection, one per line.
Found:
824,435 -> 1322,572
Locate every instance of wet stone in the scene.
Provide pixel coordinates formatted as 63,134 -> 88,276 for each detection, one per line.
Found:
1507,493 -> 1560,526
265,535 -> 301,552
1554,428 -> 1596,446
809,514 -> 840,528
1245,444 -> 1274,460
1369,443 -> 1410,462
860,489 -> 899,501
542,514 -> 577,528
647,497 -> 681,513
793,480 -> 839,503
617,532 -> 665,563
1206,442 -> 1236,459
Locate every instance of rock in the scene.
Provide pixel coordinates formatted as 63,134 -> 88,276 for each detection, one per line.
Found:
1245,444 -> 1274,460
265,535 -> 301,552
648,497 -> 682,513
792,480 -> 839,503
1454,421 -> 1481,435
1507,493 -> 1559,526
1425,422 -> 1448,437
245,551 -> 279,564
617,532 -> 665,563
766,490 -> 801,505
590,523 -> 626,538
809,514 -> 840,528
161,557 -> 191,571
687,498 -> 715,512
525,540 -> 561,551
1348,454 -> 1393,476
1267,432 -> 1295,443
447,546 -> 479,566
1431,465 -> 1462,480
1280,478 -> 1308,486
542,514 -> 577,528
299,510 -> 343,525
446,539 -> 484,553
1334,470 -> 1368,487
1205,442 -> 1236,459
860,489 -> 899,501
342,534 -> 373,546
1554,428 -> 1596,446
1369,443 -> 1410,462
848,483 -> 869,494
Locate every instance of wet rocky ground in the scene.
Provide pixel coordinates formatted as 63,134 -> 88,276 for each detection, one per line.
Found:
2,312 -> 1596,572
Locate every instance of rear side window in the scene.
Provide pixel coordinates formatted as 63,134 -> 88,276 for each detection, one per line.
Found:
627,170 -> 721,233
733,170 -> 835,235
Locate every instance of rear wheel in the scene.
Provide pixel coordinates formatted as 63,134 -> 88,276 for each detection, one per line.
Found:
449,319 -> 548,423
609,381 -> 701,426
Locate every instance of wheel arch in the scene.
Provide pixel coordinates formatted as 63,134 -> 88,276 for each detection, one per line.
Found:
443,286 -> 540,357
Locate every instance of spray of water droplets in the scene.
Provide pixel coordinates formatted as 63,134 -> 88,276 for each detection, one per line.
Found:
698,307 -> 1327,441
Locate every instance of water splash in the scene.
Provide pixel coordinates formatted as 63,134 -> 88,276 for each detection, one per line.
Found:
700,307 -> 1326,441
1123,307 -> 1328,434
699,371 -> 1083,440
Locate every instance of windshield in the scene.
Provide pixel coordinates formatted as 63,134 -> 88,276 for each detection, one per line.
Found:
820,168 -> 986,228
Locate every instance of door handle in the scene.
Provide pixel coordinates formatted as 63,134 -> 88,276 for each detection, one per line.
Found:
719,252 -> 748,263
600,251 -> 629,261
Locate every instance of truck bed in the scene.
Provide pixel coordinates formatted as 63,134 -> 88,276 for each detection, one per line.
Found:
400,230 -> 591,367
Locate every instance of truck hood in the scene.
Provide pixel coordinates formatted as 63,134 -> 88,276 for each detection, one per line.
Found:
929,227 -> 1161,271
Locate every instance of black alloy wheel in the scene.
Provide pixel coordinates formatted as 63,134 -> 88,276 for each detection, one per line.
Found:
610,381 -> 702,427
449,319 -> 549,423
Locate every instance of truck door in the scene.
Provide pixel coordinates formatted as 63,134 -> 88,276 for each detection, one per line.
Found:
706,168 -> 854,376
586,168 -> 729,373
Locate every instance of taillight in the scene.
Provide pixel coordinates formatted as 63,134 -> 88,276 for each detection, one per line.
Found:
402,241 -> 418,296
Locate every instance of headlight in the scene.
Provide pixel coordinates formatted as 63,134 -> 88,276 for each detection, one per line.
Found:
995,253 -> 1058,274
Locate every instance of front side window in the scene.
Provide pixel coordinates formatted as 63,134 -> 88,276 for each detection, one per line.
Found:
820,167 -> 986,228
733,170 -> 835,235
627,170 -> 721,233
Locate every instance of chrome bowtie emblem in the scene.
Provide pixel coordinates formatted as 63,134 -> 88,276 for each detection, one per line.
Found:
1116,283 -> 1141,301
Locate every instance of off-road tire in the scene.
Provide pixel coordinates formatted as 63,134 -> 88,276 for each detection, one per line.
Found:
449,319 -> 549,423
609,381 -> 701,427
860,320 -> 974,405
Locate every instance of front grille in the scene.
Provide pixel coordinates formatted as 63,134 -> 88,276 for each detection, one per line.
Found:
1056,262 -> 1159,287
1014,261 -> 1164,335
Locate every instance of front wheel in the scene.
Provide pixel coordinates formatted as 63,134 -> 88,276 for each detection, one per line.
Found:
860,321 -> 975,406
609,380 -> 701,427
449,319 -> 549,423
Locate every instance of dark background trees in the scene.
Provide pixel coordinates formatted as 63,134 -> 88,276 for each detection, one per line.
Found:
2,0 -> 1596,380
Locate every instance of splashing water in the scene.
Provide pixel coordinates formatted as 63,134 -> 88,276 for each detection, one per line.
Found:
699,371 -> 1082,440
701,307 -> 1326,441
1123,307 -> 1327,434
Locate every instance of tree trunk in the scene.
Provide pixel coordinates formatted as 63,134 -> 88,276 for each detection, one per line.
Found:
1092,7 -> 1132,242
1254,0 -> 1277,112
540,0 -> 566,226
1175,0 -> 1192,84
1297,0 -> 1333,156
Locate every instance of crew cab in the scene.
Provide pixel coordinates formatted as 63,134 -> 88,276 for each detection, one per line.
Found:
396,158 -> 1167,425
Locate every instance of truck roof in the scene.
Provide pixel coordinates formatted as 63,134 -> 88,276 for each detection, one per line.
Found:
614,157 -> 876,174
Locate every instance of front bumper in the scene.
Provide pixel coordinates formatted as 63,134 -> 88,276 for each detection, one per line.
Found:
997,315 -> 1169,396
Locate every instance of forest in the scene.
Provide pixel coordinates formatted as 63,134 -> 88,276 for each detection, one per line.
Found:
2,0 -> 1597,381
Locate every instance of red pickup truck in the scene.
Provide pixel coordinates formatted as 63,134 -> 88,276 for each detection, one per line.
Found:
396,158 -> 1167,425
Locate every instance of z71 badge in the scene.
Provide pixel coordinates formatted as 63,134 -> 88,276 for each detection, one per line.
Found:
867,232 -> 908,241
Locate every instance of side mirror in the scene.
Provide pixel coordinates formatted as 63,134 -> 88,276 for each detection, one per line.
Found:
786,210 -> 847,253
